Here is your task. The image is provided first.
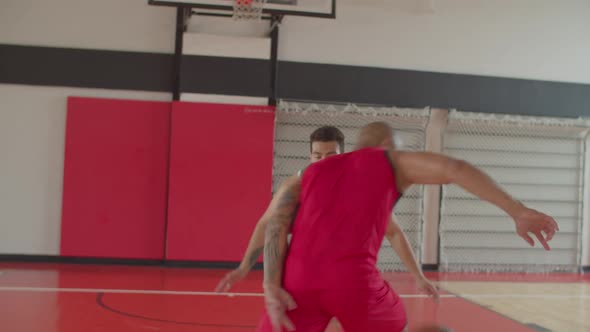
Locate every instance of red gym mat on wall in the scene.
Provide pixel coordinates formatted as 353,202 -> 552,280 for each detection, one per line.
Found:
166,102 -> 275,261
60,97 -> 170,259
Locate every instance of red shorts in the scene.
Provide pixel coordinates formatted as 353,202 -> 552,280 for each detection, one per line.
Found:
256,283 -> 407,332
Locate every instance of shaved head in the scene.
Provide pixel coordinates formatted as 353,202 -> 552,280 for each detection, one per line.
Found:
356,121 -> 394,150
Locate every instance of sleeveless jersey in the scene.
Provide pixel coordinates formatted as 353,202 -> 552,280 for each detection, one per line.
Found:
283,147 -> 402,291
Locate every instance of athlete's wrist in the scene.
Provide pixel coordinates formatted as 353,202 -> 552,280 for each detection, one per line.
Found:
235,266 -> 250,278
237,262 -> 249,271
506,200 -> 527,220
411,271 -> 426,282
262,282 -> 282,290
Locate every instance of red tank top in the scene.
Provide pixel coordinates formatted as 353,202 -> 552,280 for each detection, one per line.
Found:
283,148 -> 401,291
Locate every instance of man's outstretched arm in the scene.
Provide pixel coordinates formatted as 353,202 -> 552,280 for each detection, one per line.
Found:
391,151 -> 559,250
215,175 -> 299,293
215,211 -> 268,292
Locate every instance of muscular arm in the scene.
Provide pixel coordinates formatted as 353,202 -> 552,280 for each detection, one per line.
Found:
261,176 -> 300,331
237,210 -> 270,272
386,214 -> 439,299
216,175 -> 298,293
385,215 -> 423,279
391,151 -> 558,249
215,204 -> 274,293
263,176 -> 300,287
238,175 -> 299,272
393,151 -> 525,219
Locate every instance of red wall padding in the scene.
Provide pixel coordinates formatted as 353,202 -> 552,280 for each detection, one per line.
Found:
166,102 -> 275,261
60,97 -> 170,259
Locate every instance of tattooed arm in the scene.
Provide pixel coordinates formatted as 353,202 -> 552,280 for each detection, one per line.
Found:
263,176 -> 300,332
215,211 -> 267,292
263,175 -> 300,286
215,173 -> 300,293
240,225 -> 266,271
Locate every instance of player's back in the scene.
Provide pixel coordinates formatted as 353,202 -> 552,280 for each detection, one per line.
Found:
283,147 -> 401,291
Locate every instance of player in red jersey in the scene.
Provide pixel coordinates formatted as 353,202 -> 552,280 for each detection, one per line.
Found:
217,125 -> 438,303
215,126 -> 346,292
259,122 -> 558,332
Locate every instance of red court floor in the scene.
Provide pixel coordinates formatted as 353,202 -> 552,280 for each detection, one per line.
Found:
0,263 -> 588,332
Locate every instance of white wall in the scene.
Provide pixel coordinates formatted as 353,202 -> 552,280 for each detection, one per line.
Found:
0,84 -> 170,255
0,0 -> 175,255
180,32 -> 271,105
2,0 -> 588,83
278,0 -> 590,84
0,0 -> 176,53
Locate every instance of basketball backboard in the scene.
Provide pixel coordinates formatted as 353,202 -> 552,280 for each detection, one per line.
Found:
148,0 -> 336,18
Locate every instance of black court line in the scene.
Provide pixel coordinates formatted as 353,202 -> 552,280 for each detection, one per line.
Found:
525,323 -> 553,332
96,292 -> 257,329
0,254 -> 262,269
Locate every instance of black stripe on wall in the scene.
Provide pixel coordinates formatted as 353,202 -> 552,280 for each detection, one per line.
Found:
2,44 -> 590,118
0,44 -> 173,92
278,62 -> 590,118
180,55 -> 271,96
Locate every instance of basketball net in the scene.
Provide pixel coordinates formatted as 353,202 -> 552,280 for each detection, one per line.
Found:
233,0 -> 267,20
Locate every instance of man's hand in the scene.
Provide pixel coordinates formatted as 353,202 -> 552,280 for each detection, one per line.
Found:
513,207 -> 559,251
215,268 -> 248,293
416,276 -> 439,302
263,284 -> 297,332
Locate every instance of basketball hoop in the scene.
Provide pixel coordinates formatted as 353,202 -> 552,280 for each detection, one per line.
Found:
233,0 -> 267,20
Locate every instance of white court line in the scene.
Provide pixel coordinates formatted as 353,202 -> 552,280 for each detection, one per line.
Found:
0,286 -> 588,299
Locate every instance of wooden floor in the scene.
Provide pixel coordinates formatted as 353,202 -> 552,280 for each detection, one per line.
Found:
0,263 -> 588,332
439,281 -> 590,332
